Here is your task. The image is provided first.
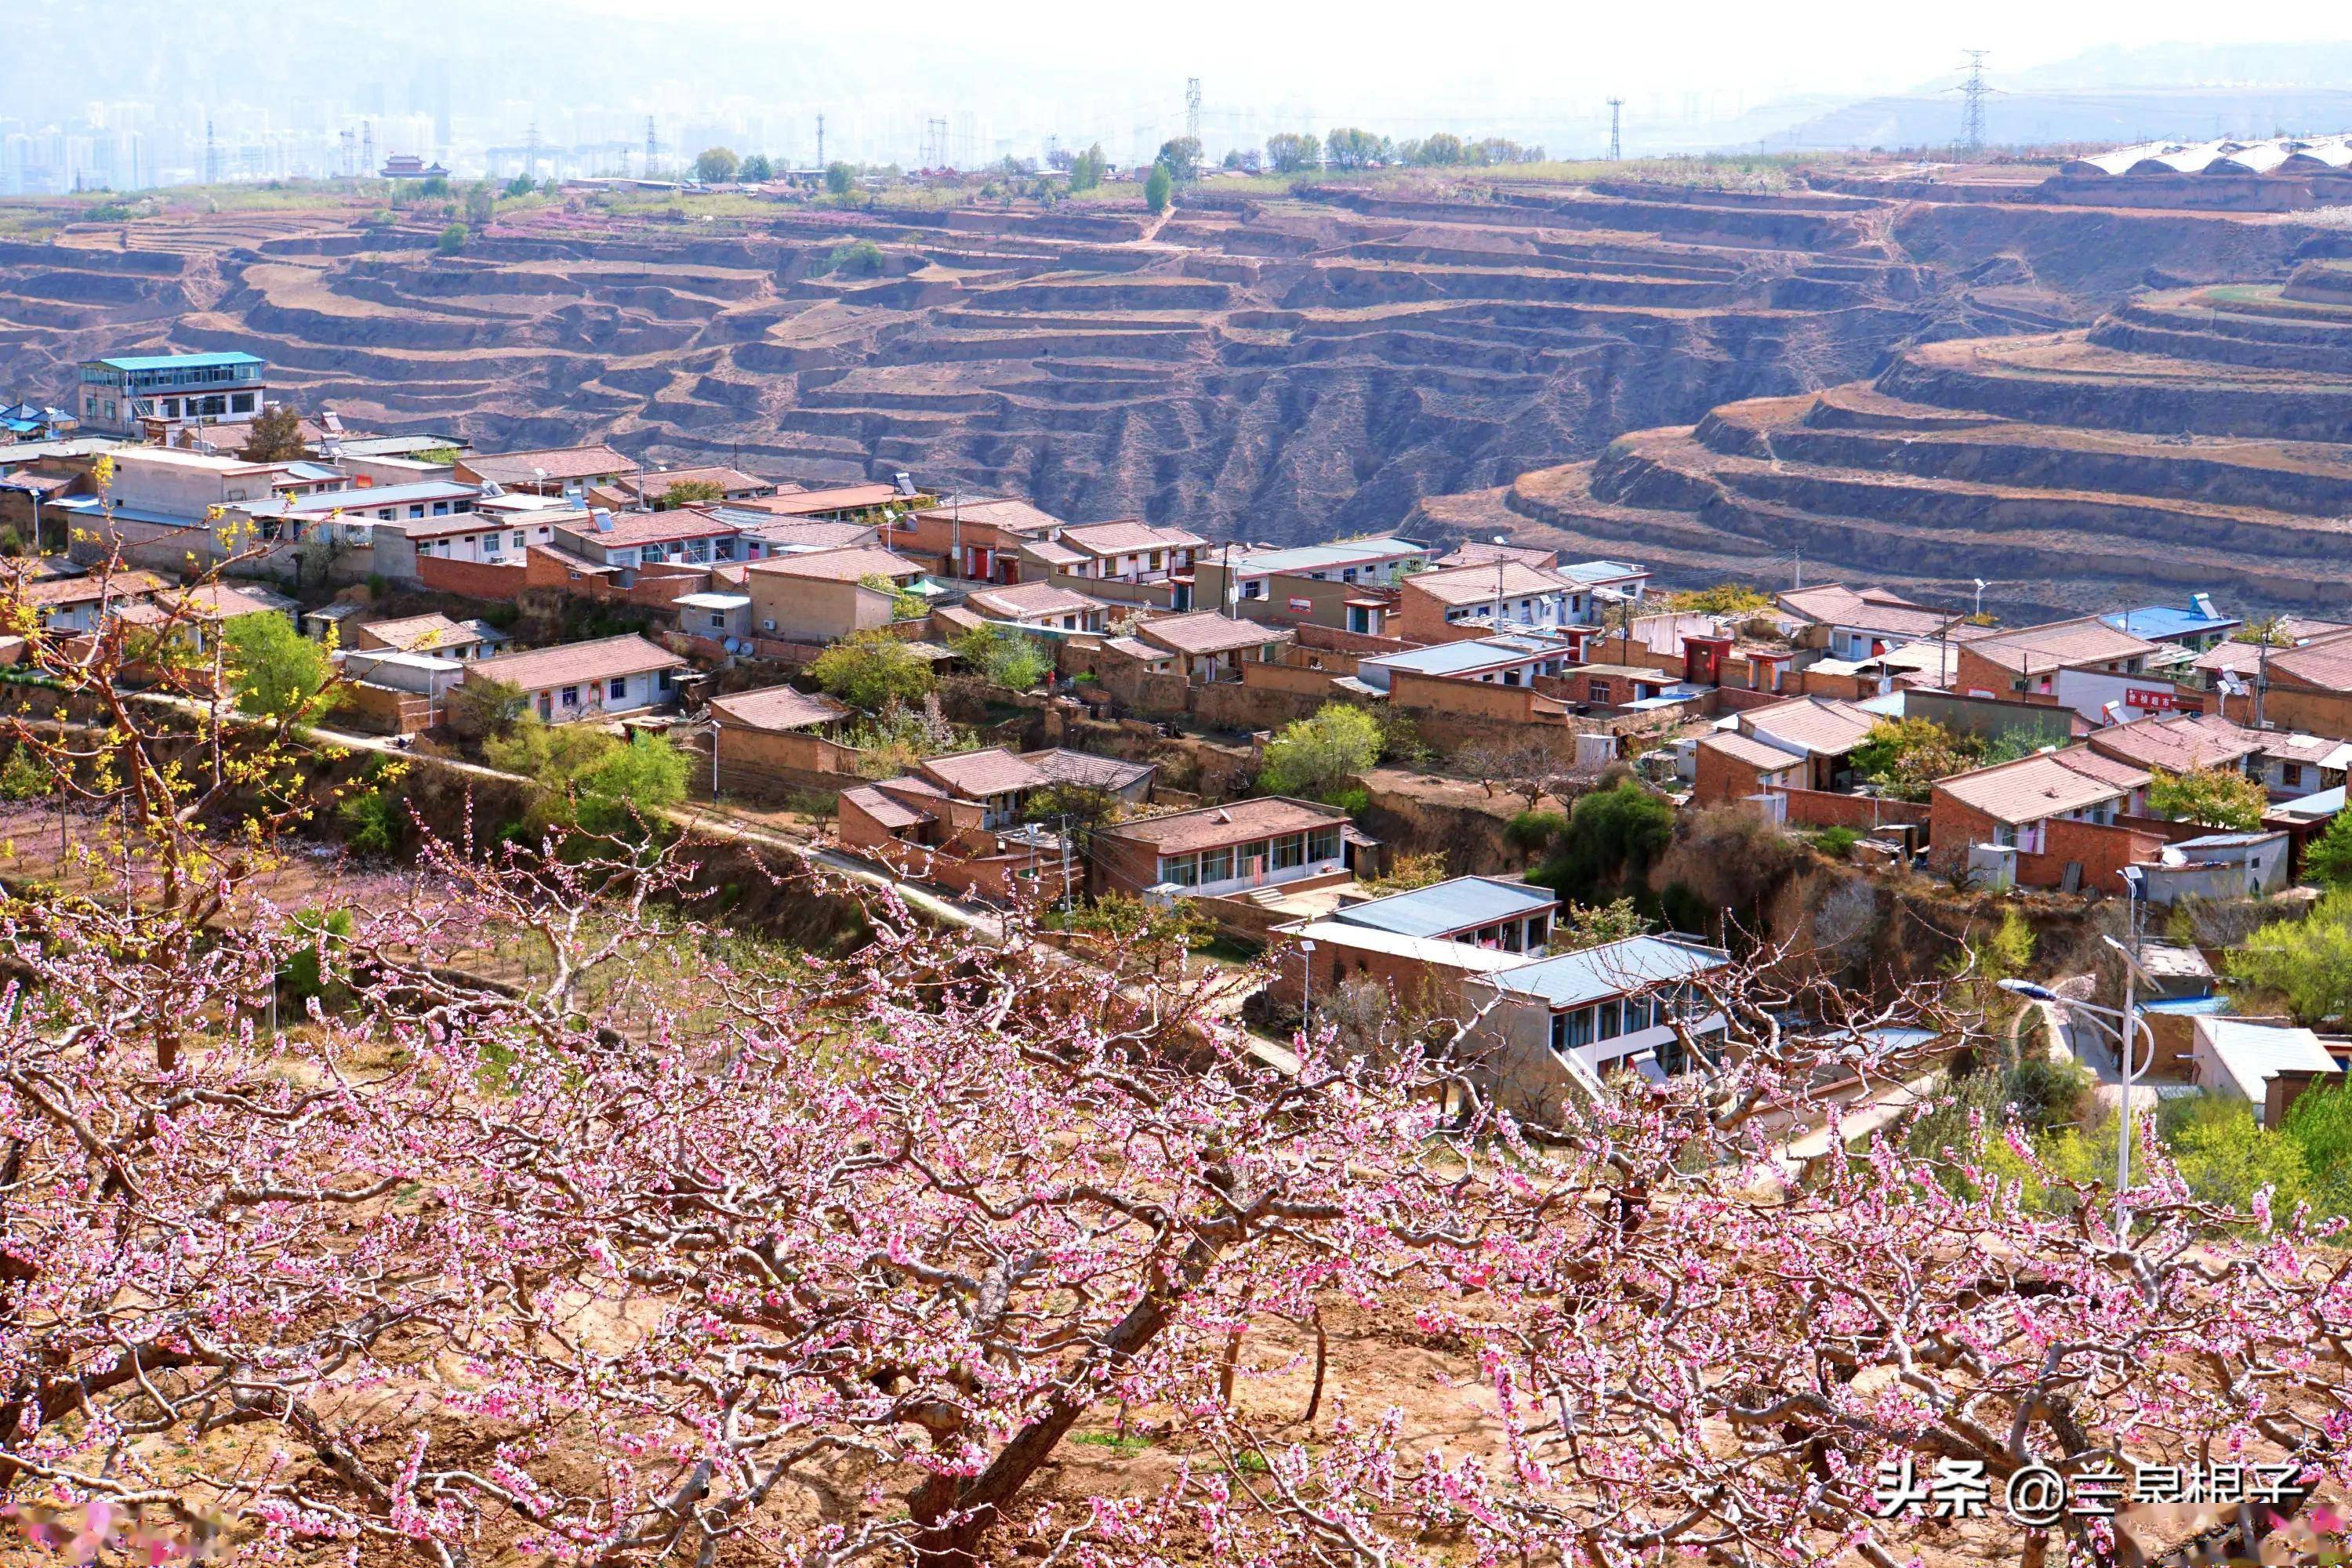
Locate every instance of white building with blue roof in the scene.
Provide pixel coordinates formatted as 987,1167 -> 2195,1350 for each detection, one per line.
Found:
78,351 -> 267,435
1461,933 -> 1733,1109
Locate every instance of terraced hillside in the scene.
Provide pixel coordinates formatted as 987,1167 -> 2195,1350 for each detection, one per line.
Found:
0,180 -> 2321,546
1421,258 -> 2352,621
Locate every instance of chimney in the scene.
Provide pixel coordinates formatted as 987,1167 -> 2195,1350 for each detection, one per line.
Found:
593,508 -> 615,534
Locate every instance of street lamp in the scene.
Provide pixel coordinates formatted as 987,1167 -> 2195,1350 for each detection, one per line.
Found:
1997,913 -> 2151,1235
1298,937 -> 1317,1036
1490,535 -> 1511,630
1971,578 -> 1988,621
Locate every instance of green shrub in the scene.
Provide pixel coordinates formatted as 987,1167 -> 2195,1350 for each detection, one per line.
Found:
1812,825 -> 1859,858
339,788 -> 399,854
1531,780 -> 1673,904
1257,704 -> 1381,802
1504,810 -> 1566,859
826,239 -> 886,277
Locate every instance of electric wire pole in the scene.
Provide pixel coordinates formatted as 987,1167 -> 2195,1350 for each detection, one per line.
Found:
1606,97 -> 1624,162
1185,78 -> 1202,148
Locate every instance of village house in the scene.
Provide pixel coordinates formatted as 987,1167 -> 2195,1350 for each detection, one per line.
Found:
1054,521 -> 1207,598
1951,617 -> 2180,720
724,483 -> 903,523
1392,559 -> 1588,644
461,634 -> 687,724
1776,584 -> 1958,662
1735,695 -> 1884,792
2199,628 -> 2352,742
2188,1018 -> 2343,1126
2247,730 -> 2352,801
1459,934 -> 1733,1116
836,746 -> 1151,902
2100,595 -> 2241,652
549,508 -> 746,580
1265,877 -> 1563,1014
706,685 -> 858,793
742,546 -> 926,644
1191,537 -> 1431,636
4,568 -> 167,633
78,351 -> 267,436
1928,746 -> 2159,892
953,581 -> 1110,634
883,497 -> 1067,584
728,517 -> 880,561
350,612 -> 495,661
454,444 -> 641,497
1353,631 -> 1584,693
1133,610 -> 1294,683
1693,729 -> 1807,811
1087,796 -> 1360,906
590,466 -> 775,510
2081,711 -> 2264,780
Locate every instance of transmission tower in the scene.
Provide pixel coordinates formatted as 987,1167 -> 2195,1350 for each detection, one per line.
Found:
1606,97 -> 1624,162
815,113 -> 826,169
525,119 -> 541,181
1185,77 -> 1202,147
644,116 -> 659,176
925,116 -> 949,168
204,118 -> 219,185
1954,49 -> 1993,154
361,120 -> 374,177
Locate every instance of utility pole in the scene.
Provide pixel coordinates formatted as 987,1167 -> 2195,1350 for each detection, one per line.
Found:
1606,97 -> 1624,162
1954,49 -> 1994,154
1185,78 -> 1203,148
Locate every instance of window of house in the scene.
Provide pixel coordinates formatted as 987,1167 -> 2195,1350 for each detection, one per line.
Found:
511,531 -> 527,550
609,677 -> 627,700
1597,1000 -> 1622,1039
1198,848 -> 1233,882
1306,826 -> 1341,863
1271,833 -> 1306,870
1587,680 -> 1613,705
1160,854 -> 1200,887
709,613 -> 725,630
657,670 -> 673,691
1564,1007 -> 1595,1050
560,685 -> 579,707
408,505 -> 425,519
432,502 -> 449,516
2284,763 -> 2304,788
1624,995 -> 1653,1033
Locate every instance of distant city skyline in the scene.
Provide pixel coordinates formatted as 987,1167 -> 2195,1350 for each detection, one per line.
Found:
3,2 -> 2349,195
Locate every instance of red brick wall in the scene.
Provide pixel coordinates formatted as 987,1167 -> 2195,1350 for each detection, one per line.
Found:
1930,789 -> 2158,892
415,554 -> 530,598
1264,934 -> 1490,1016
1714,685 -> 1795,715
2216,683 -> 2352,742
1693,744 -> 1771,808
1294,622 -> 1418,657
1780,789 -> 1930,832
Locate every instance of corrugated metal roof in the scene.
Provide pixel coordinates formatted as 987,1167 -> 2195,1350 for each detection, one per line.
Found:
1486,935 -> 1730,1009
1230,537 -> 1425,575
91,351 -> 263,372
1330,877 -> 1559,940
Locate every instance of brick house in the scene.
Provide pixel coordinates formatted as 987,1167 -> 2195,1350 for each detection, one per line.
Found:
959,580 -> 1110,633
1088,797 -> 1358,904
883,497 -> 1067,584
1055,521 -> 1206,593
835,746 -> 1150,901
590,466 -> 775,510
1392,560 -> 1588,645
1693,730 -> 1805,808
1929,746 -> 2161,891
742,546 -> 926,643
1458,935 -> 1732,1120
351,612 -> 492,661
1192,537 -> 1431,635
461,634 -> 687,724
708,685 -> 859,794
1775,584 -> 1958,662
1133,611 -> 1294,682
455,444 -> 641,496
1951,617 -> 2182,720
2199,629 -> 2352,742
550,509 -> 746,580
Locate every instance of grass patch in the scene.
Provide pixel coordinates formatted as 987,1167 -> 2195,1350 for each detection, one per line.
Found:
1193,934 -> 1264,965
1069,1432 -> 1155,1457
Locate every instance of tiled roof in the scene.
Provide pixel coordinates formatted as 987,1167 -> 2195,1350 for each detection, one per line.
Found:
1965,616 -> 2158,675
730,485 -> 898,517
1099,796 -> 1347,855
965,582 -> 1105,620
5,568 -> 165,608
1740,695 -> 1880,757
1020,749 -> 1155,789
1017,537 -> 1087,568
2050,745 -> 2152,790
735,518 -> 875,552
460,445 -> 641,485
1700,731 -> 1805,775
840,784 -> 931,831
1403,561 -> 1573,608
465,633 -> 684,691
2264,630 -> 2352,695
1059,520 -> 1207,555
358,612 -> 481,653
165,583 -> 292,621
1936,749 -> 2137,825
2085,713 -> 2262,774
1229,538 -> 1425,575
909,497 -> 1065,535
709,685 -> 849,731
554,510 -> 739,548
1775,583 -> 1951,639
1102,635 -> 1168,662
619,466 -> 766,500
1433,542 -> 1558,570
1138,611 -> 1294,656
918,747 -> 1052,799
745,546 -> 919,583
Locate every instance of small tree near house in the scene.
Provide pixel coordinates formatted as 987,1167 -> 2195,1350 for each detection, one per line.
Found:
2148,764 -> 2268,833
237,402 -> 307,463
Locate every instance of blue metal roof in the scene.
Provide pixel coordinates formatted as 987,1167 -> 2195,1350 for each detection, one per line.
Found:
286,481 -> 478,510
2100,604 -> 2239,641
2142,995 -> 2234,1016
1491,935 -> 1729,1009
1555,558 -> 1646,582
90,351 -> 263,372
1330,877 -> 1559,940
